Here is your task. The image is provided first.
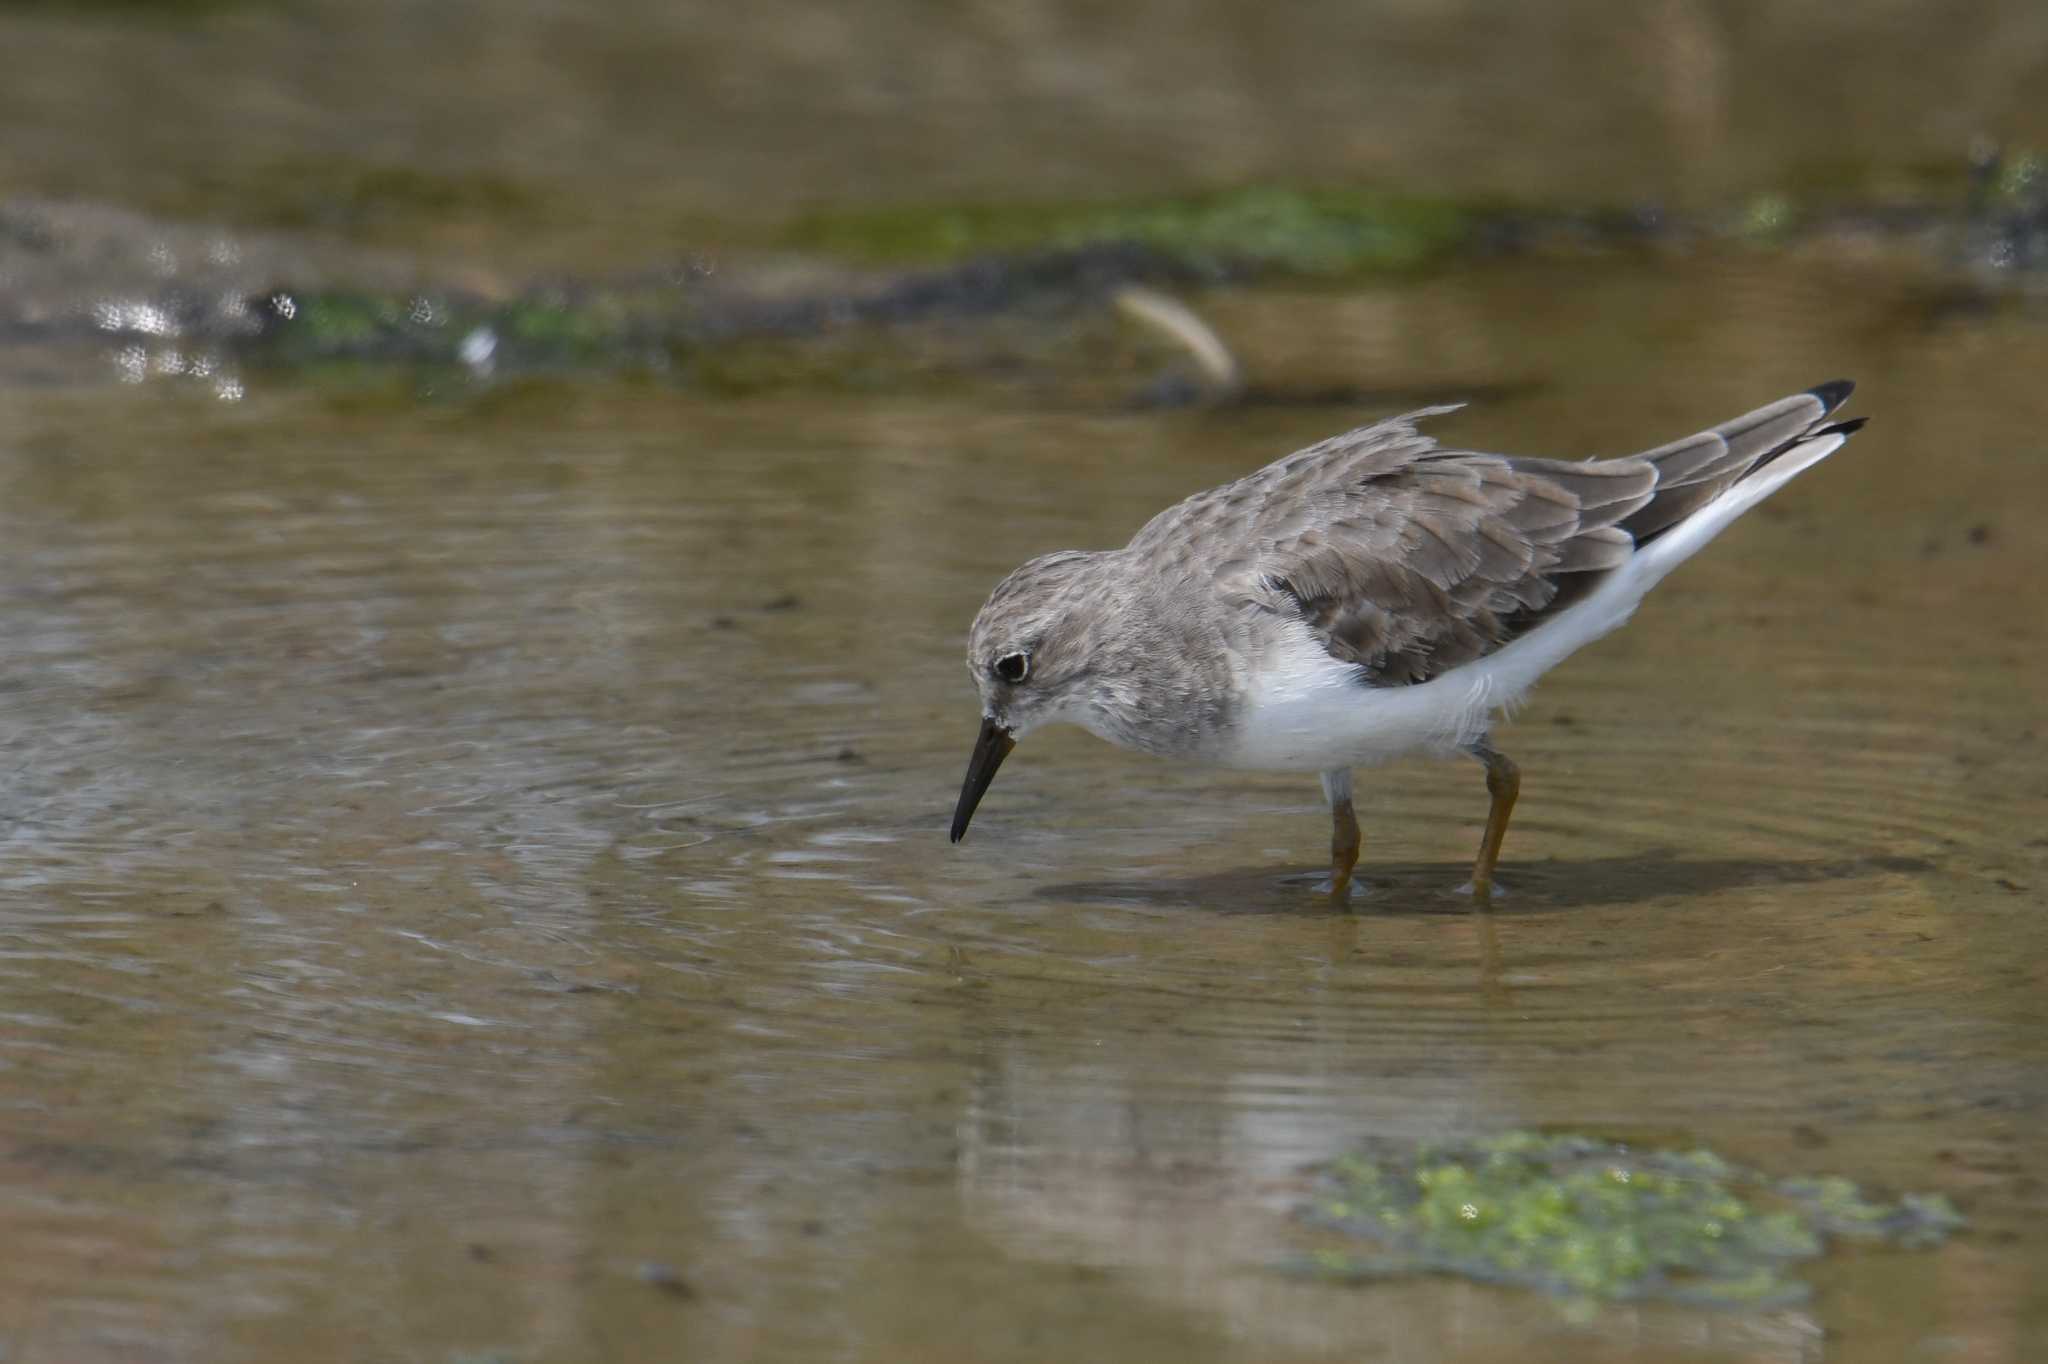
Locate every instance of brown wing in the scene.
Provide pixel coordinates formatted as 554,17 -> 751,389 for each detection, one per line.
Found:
1126,385 -> 1855,686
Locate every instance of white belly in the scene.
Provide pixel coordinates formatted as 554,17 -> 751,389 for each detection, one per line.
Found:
1224,566 -> 1648,771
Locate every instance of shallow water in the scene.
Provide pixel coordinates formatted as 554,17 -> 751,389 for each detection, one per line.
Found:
0,253 -> 2042,1361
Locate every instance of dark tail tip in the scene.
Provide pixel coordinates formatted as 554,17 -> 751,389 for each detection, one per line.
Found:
1807,379 -> 1856,414
1818,416 -> 1868,438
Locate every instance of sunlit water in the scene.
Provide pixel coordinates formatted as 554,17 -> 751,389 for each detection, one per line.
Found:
0,258 -> 2043,1363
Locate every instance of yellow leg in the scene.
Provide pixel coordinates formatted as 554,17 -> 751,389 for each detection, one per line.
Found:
1331,797 -> 1361,899
1322,768 -> 1360,901
1468,743 -> 1520,902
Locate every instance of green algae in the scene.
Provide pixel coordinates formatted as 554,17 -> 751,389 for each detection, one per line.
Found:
776,185 -> 1473,277
95,157 -> 2045,398
1297,1132 -> 1962,1306
230,261 -> 1147,395
245,287 -> 665,375
1989,148 -> 2043,206
1737,192 -> 1797,245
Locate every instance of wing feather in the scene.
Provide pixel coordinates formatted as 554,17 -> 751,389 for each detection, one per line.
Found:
1125,384 -> 1859,687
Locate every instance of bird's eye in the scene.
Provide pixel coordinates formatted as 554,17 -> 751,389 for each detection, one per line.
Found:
992,652 -> 1030,684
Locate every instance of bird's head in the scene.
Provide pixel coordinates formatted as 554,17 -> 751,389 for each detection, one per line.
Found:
951,550 -> 1114,841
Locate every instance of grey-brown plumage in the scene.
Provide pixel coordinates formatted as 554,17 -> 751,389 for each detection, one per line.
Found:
953,381 -> 1866,898
1125,382 -> 1860,688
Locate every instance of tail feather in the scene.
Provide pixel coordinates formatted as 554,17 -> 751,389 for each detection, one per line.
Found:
1624,380 -> 1860,543
1805,378 -> 1857,413
1632,388 -> 1861,590
1628,430 -> 1737,486
1714,389 -> 1836,463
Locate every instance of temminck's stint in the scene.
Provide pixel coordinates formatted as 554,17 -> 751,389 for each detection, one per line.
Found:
951,383 -> 1865,900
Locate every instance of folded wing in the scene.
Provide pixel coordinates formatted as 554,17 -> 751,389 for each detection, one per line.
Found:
1127,384 -> 1858,686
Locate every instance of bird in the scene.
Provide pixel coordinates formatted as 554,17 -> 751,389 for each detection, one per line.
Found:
949,382 -> 1865,900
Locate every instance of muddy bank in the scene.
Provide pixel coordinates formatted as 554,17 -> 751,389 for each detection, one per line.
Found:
5,161 -> 2046,404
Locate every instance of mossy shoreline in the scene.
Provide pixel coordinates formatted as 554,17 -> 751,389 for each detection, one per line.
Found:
9,150 -> 2044,398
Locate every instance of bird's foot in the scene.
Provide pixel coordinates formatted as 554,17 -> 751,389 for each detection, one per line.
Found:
1281,870 -> 1370,900
1452,878 -> 1509,903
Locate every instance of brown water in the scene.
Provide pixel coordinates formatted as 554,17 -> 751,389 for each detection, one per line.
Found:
0,255 -> 2043,1361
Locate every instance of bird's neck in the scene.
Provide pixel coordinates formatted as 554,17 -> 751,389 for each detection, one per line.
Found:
1071,563 -> 1238,761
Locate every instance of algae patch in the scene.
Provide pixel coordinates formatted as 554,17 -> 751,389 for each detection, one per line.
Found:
776,185 -> 1472,277
1298,1132 -> 1961,1306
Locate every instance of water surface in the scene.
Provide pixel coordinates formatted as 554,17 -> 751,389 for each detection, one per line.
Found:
0,254 -> 2042,1361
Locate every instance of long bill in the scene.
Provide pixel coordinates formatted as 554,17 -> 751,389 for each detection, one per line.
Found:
949,717 -> 1016,843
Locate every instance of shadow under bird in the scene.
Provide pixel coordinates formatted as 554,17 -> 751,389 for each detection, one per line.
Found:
950,382 -> 1866,900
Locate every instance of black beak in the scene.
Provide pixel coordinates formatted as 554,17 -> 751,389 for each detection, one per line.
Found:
950,717 -> 1016,842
